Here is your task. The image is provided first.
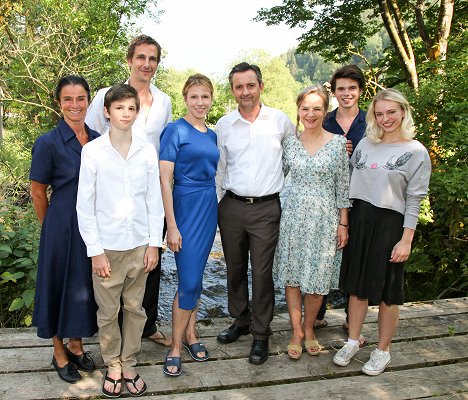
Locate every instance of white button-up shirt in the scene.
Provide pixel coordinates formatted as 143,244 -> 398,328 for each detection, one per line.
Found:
215,104 -> 295,201
85,82 -> 172,153
77,133 -> 165,257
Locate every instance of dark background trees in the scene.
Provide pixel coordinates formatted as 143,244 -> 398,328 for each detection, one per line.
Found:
256,0 -> 458,88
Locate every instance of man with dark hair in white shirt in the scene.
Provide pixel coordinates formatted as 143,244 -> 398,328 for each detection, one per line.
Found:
85,35 -> 172,348
215,62 -> 295,365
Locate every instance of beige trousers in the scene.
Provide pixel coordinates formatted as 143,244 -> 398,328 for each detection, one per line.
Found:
92,245 -> 148,373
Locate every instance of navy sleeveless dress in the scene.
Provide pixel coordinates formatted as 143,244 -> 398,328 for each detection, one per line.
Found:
30,119 -> 99,339
159,118 -> 219,310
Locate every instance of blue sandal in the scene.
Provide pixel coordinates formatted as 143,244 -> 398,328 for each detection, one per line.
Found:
163,355 -> 182,377
183,342 -> 209,362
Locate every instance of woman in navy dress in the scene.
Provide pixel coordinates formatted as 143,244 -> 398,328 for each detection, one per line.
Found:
30,75 -> 98,383
160,74 -> 219,376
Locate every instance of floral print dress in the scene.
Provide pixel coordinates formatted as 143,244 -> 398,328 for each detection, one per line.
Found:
274,133 -> 350,294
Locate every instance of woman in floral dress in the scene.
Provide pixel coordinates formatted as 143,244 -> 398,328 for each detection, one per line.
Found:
274,85 -> 350,359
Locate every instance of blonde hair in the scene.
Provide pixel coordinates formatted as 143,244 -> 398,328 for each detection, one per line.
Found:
366,88 -> 416,143
295,85 -> 329,136
182,73 -> 214,98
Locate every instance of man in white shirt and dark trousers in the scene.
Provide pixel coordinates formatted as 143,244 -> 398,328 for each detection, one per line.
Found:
215,62 -> 295,364
85,35 -> 172,347
77,84 -> 164,396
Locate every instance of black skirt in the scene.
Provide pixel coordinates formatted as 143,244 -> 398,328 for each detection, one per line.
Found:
340,200 -> 405,306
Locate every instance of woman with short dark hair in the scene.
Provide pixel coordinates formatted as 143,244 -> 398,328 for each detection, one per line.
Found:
30,75 -> 99,383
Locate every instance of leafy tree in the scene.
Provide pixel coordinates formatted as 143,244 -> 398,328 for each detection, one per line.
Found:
0,0 -> 160,327
283,48 -> 340,85
402,28 -> 467,299
255,0 -> 459,88
1,0 -> 158,132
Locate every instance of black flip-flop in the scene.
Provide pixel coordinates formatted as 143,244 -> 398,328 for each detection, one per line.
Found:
102,372 -> 121,398
124,373 -> 147,397
183,342 -> 209,362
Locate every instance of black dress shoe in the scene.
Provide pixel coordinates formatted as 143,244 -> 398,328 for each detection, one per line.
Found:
52,356 -> 81,383
64,345 -> 96,371
249,339 -> 269,365
217,323 -> 250,344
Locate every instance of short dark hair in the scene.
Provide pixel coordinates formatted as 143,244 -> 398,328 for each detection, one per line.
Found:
54,75 -> 91,102
228,62 -> 262,88
104,84 -> 140,113
126,35 -> 162,64
330,65 -> 366,92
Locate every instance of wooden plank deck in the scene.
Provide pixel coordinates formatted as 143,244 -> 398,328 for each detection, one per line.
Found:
0,297 -> 467,399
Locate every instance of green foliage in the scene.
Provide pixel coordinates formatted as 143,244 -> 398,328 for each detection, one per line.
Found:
402,28 -> 468,300
0,126 -> 40,327
0,204 -> 40,327
1,0 -> 158,133
284,48 -> 340,85
255,0 -> 462,88
255,1 -> 379,63
157,67 -> 196,120
0,0 -> 160,328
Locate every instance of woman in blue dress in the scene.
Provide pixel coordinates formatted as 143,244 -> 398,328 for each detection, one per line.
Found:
160,74 -> 219,377
30,75 -> 99,383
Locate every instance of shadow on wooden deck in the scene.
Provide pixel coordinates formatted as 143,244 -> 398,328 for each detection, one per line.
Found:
0,297 -> 467,399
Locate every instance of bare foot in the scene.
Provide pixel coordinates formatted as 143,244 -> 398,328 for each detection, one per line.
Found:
148,331 -> 172,347
342,323 -> 368,347
314,319 -> 328,329
358,334 -> 368,347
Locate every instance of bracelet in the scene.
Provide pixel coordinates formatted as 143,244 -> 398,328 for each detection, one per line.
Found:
339,223 -> 348,227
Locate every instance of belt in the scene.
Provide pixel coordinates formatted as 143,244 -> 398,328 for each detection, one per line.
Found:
225,190 -> 279,204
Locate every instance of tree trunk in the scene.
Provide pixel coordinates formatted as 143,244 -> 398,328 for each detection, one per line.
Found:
377,0 -> 419,89
433,0 -> 455,61
415,0 -> 433,55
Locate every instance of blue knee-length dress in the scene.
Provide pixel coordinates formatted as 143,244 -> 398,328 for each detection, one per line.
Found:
30,119 -> 99,339
159,118 -> 219,310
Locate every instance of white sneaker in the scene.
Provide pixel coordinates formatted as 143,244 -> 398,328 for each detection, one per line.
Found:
333,342 -> 360,366
362,349 -> 391,376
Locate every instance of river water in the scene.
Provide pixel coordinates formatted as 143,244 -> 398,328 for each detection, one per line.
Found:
157,183 -> 346,321
157,231 -> 346,321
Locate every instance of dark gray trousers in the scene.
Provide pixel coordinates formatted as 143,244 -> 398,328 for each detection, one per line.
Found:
218,195 -> 281,340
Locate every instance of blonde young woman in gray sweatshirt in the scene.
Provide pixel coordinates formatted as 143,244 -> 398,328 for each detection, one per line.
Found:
333,88 -> 431,376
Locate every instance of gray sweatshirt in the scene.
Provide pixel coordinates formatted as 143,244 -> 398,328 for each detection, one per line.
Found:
349,137 -> 431,229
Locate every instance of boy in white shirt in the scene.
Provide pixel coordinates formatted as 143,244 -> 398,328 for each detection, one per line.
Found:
77,84 -> 164,397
